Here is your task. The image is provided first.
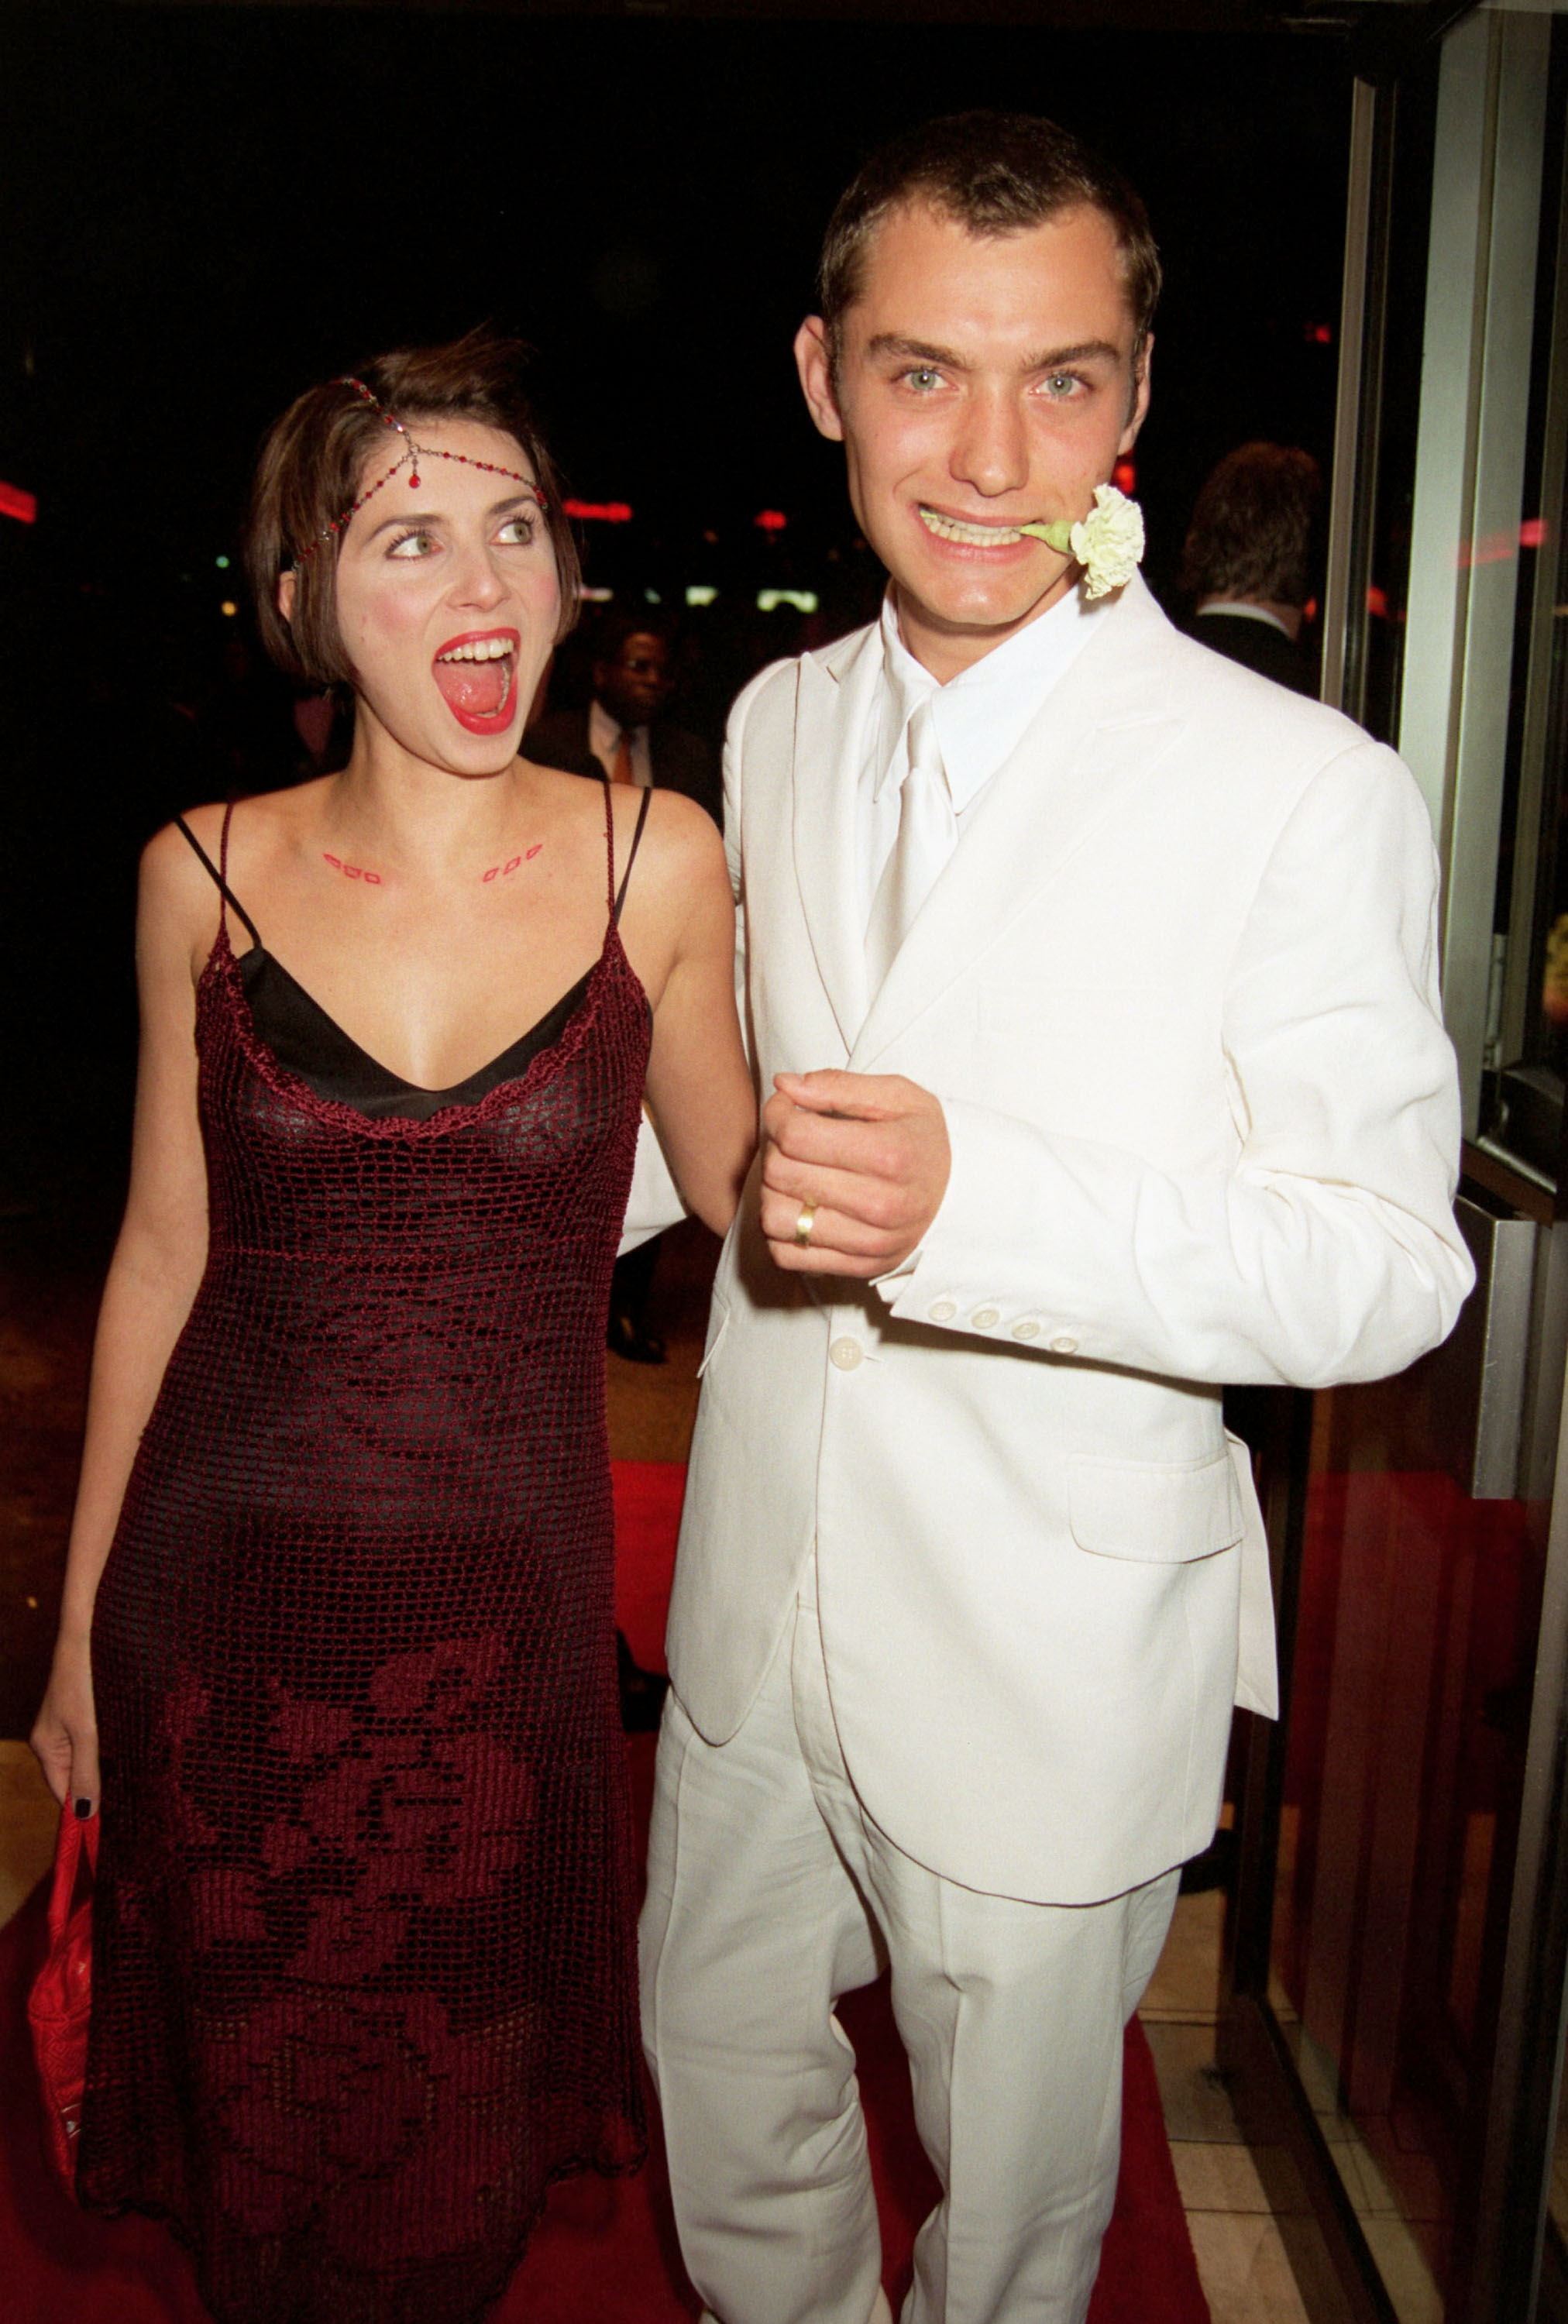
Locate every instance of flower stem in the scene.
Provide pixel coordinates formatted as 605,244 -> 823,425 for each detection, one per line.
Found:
1018,520 -> 1074,550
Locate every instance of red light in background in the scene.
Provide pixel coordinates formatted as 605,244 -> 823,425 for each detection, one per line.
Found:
1457,531 -> 1517,569
1112,459 -> 1136,497
1522,517 -> 1549,550
0,480 -> 37,524
1306,323 -> 1333,346
755,509 -> 788,533
562,499 -> 632,523
1367,585 -> 1388,618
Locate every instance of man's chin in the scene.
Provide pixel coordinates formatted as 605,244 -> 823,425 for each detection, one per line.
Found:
894,572 -> 1072,647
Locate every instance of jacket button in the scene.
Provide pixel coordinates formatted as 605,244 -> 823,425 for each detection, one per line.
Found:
972,1307 -> 1000,1328
1011,1320 -> 1040,1341
928,1300 -> 957,1322
1049,1333 -> 1079,1356
830,1336 -> 865,1371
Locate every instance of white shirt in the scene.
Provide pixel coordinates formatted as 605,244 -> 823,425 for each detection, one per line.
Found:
1197,600 -> 1293,638
858,583 -> 1109,922
588,697 -> 652,787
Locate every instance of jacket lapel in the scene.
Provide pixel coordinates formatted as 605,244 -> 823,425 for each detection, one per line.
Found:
789,624 -> 882,1054
851,578 -> 1185,1070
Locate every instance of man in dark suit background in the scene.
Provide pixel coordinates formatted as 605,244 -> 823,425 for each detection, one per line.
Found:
527,607 -> 720,823
1178,442 -> 1321,697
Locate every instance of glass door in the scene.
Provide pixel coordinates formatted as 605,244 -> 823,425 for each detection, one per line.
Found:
1226,12 -> 1568,2324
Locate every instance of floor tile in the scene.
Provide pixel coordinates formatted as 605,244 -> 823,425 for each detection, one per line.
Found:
1140,1888 -> 1225,2023
1172,2140 -> 1274,2213
1185,2213 -> 1312,2324
1143,2020 -> 1248,2144
0,1736 -> 57,1927
1360,2216 -> 1443,2324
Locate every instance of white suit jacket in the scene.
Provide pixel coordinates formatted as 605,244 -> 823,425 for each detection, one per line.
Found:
662,575 -> 1473,1906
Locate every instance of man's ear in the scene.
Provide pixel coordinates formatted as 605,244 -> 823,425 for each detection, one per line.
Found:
277,569 -> 297,624
794,317 -> 845,445
1120,333 -> 1153,454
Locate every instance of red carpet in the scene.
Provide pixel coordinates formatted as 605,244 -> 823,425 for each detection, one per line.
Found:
0,1459 -> 1209,2322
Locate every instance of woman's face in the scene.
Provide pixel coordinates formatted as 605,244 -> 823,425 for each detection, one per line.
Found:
328,419 -> 560,775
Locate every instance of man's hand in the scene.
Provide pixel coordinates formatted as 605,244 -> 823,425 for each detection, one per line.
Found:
760,1070 -> 951,1277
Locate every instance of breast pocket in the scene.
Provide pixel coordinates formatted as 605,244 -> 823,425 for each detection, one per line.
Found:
1069,1449 -> 1243,1565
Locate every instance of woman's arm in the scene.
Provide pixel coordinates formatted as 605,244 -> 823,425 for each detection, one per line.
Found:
29,827 -> 214,1810
634,797 -> 756,1237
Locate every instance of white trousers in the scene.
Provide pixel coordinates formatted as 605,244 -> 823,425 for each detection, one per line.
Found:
639,1560 -> 1181,2324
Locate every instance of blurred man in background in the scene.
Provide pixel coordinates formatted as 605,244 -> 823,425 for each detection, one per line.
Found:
528,608 -> 720,820
1178,441 -> 1321,696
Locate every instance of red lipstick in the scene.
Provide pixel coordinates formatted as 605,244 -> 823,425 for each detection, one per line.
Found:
432,627 -> 521,735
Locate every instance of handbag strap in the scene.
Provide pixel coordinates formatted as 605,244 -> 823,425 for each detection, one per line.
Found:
46,1805 -> 98,1948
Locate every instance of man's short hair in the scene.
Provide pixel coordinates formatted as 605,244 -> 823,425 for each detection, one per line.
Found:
1177,443 -> 1322,608
818,111 -> 1161,374
591,607 -> 674,668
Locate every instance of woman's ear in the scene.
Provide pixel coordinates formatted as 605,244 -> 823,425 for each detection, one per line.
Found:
277,569 -> 296,624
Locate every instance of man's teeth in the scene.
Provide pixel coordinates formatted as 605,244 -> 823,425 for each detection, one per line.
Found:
917,506 -> 1030,545
437,638 -> 514,662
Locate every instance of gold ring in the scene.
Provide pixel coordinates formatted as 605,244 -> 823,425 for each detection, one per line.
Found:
794,1201 -> 818,1247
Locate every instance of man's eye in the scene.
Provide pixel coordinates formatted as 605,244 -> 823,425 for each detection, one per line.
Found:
387,530 -> 436,559
903,366 -> 942,392
1042,373 -> 1081,399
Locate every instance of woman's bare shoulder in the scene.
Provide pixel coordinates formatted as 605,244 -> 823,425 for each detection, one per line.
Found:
633,785 -> 727,878
141,782 -> 329,957
153,780 -> 330,865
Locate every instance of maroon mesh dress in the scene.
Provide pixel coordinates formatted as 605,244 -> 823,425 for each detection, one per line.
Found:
81,786 -> 652,2324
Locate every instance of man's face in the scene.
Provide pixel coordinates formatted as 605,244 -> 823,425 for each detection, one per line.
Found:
595,631 -> 672,728
795,201 -> 1150,681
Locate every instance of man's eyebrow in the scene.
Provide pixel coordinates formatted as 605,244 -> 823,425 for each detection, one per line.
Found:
865,334 -> 966,368
864,333 -> 1125,373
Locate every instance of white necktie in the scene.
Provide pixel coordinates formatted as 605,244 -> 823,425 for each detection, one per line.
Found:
865,697 -> 957,990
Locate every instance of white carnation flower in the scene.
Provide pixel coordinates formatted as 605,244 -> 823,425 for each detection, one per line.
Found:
1068,484 -> 1145,600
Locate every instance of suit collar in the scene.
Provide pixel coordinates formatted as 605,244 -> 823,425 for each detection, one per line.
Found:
850,576 -> 1185,1066
790,623 -> 882,1050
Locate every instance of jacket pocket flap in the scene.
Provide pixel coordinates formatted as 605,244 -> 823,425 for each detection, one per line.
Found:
1069,1449 -> 1243,1564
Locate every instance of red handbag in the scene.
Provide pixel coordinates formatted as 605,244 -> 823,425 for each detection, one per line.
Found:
26,1803 -> 98,2188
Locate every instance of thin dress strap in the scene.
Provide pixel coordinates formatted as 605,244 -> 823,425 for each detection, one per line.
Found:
174,808 -> 263,951
605,781 -> 654,932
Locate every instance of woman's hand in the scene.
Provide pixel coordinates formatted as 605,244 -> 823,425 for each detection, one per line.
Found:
31,1633 -> 100,1813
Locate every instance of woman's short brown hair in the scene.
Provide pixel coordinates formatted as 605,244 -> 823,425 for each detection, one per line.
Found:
245,328 -> 580,688
818,111 -> 1161,381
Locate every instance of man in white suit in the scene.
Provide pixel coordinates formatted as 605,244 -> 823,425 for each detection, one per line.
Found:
638,112 -> 1472,2324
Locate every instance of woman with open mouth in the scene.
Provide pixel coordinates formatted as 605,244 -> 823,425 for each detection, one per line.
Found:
29,329 -> 755,2324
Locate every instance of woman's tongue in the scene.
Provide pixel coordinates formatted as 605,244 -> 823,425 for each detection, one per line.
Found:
434,655 -> 511,720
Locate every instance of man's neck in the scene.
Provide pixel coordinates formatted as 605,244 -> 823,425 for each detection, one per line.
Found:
893,572 -> 1078,685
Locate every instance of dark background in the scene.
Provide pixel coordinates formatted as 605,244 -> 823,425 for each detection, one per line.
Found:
0,2 -> 1354,1181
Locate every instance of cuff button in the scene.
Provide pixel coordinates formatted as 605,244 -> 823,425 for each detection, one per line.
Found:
1048,1333 -> 1079,1356
972,1307 -> 1000,1328
928,1299 -> 958,1322
1011,1320 -> 1040,1341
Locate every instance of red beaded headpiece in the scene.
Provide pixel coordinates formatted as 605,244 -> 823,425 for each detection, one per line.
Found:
292,376 -> 548,566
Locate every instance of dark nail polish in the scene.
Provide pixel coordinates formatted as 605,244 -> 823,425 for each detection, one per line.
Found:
74,1797 -> 91,1819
